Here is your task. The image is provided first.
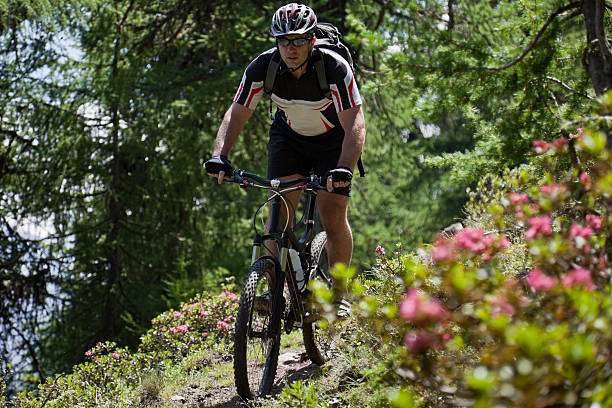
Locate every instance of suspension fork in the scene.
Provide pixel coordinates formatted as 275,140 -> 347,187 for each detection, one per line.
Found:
268,237 -> 288,338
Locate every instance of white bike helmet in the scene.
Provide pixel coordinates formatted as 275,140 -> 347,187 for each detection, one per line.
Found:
270,3 -> 317,37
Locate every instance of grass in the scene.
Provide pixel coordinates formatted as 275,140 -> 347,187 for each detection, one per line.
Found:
2,286 -> 402,408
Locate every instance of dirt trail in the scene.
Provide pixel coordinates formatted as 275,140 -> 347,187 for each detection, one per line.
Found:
172,347 -> 320,407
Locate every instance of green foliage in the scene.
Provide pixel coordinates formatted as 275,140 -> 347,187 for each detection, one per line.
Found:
0,373 -> 6,405
352,0 -> 592,183
139,283 -> 239,361
3,0 -> 606,398
6,287 -> 237,407
331,104 -> 612,406
275,380 -> 322,407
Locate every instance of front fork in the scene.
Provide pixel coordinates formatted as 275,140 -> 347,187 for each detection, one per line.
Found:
252,234 -> 288,338
252,234 -> 302,336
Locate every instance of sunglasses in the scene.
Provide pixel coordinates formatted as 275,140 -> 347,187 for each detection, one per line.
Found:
276,37 -> 311,47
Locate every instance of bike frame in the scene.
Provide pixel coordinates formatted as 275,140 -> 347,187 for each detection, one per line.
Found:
228,170 -> 324,331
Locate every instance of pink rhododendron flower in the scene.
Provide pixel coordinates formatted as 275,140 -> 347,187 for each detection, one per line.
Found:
399,288 -> 449,324
85,349 -> 94,357
203,332 -> 209,338
570,223 -> 594,239
169,325 -> 189,334
579,172 -> 590,183
532,140 -> 552,154
217,321 -> 232,330
219,290 -> 238,302
572,128 -> 584,140
553,137 -> 567,148
431,239 -> 456,262
526,268 -> 558,291
525,215 -> 552,239
562,267 -> 595,291
586,214 -> 602,231
455,228 -> 496,254
498,236 -> 510,249
404,330 -> 436,353
579,172 -> 592,190
509,192 -> 529,204
598,256 -> 608,270
112,352 -> 120,359
540,182 -> 563,194
173,311 -> 183,318
375,245 -> 386,257
490,294 -> 515,318
201,311 -> 209,317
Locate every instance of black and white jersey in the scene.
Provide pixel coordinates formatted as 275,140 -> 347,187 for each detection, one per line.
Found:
233,47 -> 362,137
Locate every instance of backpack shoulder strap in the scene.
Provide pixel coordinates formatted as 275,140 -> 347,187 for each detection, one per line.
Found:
312,48 -> 331,99
264,50 -> 281,94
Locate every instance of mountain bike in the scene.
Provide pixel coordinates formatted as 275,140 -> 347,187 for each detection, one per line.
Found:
225,169 -> 334,400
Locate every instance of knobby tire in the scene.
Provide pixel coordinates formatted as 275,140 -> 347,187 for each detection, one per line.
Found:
233,258 -> 280,400
302,231 -> 333,365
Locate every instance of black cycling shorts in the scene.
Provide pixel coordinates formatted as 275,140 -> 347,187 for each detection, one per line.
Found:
267,118 -> 344,180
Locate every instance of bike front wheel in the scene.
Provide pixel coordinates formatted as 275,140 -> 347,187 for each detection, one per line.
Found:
233,258 -> 281,400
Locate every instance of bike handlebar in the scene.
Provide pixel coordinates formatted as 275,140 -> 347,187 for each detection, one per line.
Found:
225,170 -> 326,191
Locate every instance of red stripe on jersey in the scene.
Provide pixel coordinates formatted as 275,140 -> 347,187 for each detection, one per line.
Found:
331,88 -> 341,111
348,76 -> 356,107
245,85 -> 263,108
321,118 -> 333,131
234,82 -> 244,103
315,100 -> 333,111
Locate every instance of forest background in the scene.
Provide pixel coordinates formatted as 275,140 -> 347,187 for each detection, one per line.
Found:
0,0 -> 607,394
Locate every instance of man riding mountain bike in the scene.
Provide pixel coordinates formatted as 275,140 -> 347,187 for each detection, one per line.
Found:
205,3 -> 366,313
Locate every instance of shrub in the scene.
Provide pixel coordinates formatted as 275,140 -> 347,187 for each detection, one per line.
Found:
11,342 -> 145,408
331,105 -> 612,407
8,285 -> 239,407
139,280 -> 239,361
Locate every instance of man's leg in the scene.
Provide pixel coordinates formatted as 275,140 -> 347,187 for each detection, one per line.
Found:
317,191 -> 352,267
317,191 -> 352,317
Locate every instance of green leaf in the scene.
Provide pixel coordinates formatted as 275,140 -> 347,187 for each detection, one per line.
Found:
388,389 -> 415,408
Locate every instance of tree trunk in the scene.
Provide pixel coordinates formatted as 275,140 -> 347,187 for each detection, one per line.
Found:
101,13 -> 126,342
582,0 -> 612,95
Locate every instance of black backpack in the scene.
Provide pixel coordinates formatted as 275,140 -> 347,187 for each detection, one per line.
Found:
264,23 -> 365,177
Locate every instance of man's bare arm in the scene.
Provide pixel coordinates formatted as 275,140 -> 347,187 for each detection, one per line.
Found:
213,102 -> 254,156
336,105 -> 366,171
210,102 -> 254,183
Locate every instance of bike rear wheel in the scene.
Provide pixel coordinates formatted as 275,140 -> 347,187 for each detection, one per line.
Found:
233,258 -> 281,399
302,231 -> 333,365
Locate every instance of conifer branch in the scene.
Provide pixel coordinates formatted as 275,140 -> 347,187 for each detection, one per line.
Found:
562,115 -> 612,128
399,2 -> 582,73
468,2 -> 581,72
545,75 -> 595,100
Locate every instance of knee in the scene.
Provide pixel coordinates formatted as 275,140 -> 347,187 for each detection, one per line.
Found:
319,209 -> 349,236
